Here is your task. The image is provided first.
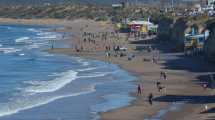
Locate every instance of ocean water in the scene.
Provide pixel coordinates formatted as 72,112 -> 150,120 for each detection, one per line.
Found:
0,24 -> 136,120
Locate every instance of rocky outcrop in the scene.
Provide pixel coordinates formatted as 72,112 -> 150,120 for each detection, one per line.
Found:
204,20 -> 215,62
157,16 -> 173,42
171,18 -> 205,51
157,16 -> 207,52
170,18 -> 188,51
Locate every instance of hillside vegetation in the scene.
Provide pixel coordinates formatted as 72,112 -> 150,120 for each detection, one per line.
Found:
0,5 -> 112,20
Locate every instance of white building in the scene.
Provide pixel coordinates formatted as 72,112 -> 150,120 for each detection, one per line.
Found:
203,0 -> 215,10
208,0 -> 215,9
112,4 -> 123,8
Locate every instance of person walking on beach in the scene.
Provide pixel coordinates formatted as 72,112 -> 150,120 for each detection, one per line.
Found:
160,72 -> 163,79
148,93 -> 153,105
106,51 -> 111,58
163,72 -> 167,80
156,81 -> 161,90
137,84 -> 142,95
160,71 -> 167,80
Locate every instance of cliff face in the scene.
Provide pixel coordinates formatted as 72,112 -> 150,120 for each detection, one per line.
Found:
170,18 -> 188,51
205,21 -> 215,62
157,16 -> 207,52
170,18 -> 205,51
157,17 -> 189,51
156,15 -> 215,62
157,16 -> 173,41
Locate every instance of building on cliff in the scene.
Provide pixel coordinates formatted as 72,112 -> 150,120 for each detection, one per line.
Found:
184,28 -> 209,52
128,18 -> 158,35
201,0 -> 215,10
116,18 -> 158,35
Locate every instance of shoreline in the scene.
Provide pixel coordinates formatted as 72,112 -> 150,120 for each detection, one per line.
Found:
40,18 -> 164,119
46,19 -> 174,119
48,48 -> 170,120
0,18 -> 140,119
48,20 -> 215,120
1,18 -> 215,120
0,22 -> 136,119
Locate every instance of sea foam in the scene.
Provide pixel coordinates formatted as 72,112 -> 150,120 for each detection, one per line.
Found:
36,35 -> 58,39
27,28 -> 40,33
77,67 -> 98,72
0,48 -> 21,54
0,84 -> 96,117
15,37 -> 31,43
78,71 -> 115,78
24,70 -> 78,94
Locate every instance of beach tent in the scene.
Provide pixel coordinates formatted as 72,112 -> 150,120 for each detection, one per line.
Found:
128,20 -> 152,31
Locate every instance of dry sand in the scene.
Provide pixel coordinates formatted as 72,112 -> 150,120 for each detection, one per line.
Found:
1,18 -> 215,120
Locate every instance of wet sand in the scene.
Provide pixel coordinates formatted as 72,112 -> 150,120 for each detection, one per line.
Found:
1,18 -> 215,120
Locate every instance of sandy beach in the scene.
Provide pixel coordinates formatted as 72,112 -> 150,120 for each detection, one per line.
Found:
48,19 -> 215,120
1,18 -> 215,120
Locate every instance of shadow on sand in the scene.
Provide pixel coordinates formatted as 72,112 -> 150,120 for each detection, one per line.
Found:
130,36 -> 215,119
153,95 -> 215,104
200,106 -> 215,120
205,116 -> 215,120
201,107 -> 215,114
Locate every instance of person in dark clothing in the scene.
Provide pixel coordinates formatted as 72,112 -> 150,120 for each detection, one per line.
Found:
156,81 -> 161,92
163,73 -> 167,80
137,84 -> 142,95
156,81 -> 161,88
158,86 -> 163,92
148,93 -> 153,105
160,71 -> 163,78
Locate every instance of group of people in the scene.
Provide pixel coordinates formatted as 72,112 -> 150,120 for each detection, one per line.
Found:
137,84 -> 153,105
136,71 -> 168,106
156,71 -> 168,93
73,30 -> 123,53
71,24 -> 139,65
160,71 -> 167,80
156,81 -> 166,93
